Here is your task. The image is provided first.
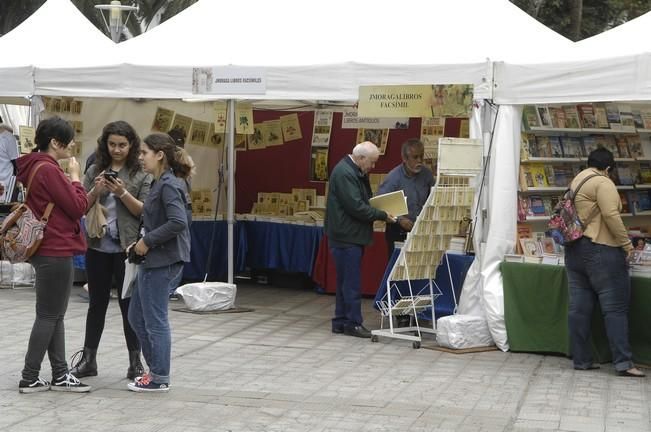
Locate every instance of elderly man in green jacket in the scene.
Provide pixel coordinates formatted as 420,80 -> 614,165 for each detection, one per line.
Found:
325,141 -> 396,338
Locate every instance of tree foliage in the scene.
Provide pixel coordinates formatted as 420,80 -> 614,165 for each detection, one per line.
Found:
510,0 -> 651,41
0,0 -> 198,39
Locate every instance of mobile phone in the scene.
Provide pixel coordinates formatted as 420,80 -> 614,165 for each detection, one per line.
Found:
103,170 -> 118,181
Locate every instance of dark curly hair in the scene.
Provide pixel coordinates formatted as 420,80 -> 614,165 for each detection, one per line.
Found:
95,121 -> 141,176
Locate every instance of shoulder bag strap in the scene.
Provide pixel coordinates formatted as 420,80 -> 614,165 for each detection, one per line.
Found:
24,162 -> 56,222
570,173 -> 604,226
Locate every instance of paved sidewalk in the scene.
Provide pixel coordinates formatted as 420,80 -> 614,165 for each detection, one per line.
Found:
0,283 -> 649,432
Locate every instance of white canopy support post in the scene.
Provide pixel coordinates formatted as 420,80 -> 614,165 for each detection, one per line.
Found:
227,99 -> 236,285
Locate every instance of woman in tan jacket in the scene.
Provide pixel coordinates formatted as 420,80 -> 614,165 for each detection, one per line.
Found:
566,147 -> 644,377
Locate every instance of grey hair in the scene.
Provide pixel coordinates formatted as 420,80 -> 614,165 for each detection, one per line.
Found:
0,123 -> 13,133
352,141 -> 380,158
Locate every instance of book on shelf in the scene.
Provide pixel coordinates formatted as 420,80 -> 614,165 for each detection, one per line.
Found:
639,162 -> 651,183
519,166 -> 534,190
515,223 -> 533,254
522,106 -> 540,129
552,165 -> 572,187
640,108 -> 651,129
529,195 -> 546,216
523,255 -> 542,264
638,190 -> 651,212
619,105 -> 635,128
632,109 -> 645,129
520,238 -> 542,257
504,254 -> 525,263
619,191 -> 631,214
582,136 -> 598,155
548,106 -> 567,129
593,103 -> 610,129
528,163 -> 549,187
544,165 -> 556,186
520,133 -> 533,160
626,135 -> 644,158
533,136 -> 552,157
560,136 -> 583,158
595,134 -> 618,155
541,253 -> 561,265
577,103 -> 596,129
536,105 -> 552,128
615,136 -> 631,158
549,136 -> 563,158
563,105 -> 581,129
614,165 -> 636,185
605,103 -> 621,129
518,195 -> 530,221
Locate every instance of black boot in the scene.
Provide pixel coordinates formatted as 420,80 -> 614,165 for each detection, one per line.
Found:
127,350 -> 144,380
69,347 -> 98,378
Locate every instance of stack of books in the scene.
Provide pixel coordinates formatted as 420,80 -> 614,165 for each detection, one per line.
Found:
447,236 -> 466,254
630,244 -> 651,277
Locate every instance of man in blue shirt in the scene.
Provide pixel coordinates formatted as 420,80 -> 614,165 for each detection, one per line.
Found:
377,138 -> 435,258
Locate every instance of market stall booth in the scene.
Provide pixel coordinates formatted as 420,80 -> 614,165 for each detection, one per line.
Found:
2,0 -> 578,350
488,10 -> 651,354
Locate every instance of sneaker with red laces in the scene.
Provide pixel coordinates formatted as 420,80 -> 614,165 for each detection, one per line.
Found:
127,374 -> 169,392
134,373 -> 150,383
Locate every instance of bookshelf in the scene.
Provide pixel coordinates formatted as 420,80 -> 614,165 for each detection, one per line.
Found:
519,102 -> 651,254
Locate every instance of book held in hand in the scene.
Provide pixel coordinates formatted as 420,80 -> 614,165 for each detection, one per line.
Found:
369,190 -> 408,217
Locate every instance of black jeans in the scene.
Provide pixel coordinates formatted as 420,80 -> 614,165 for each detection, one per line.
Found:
84,248 -> 139,351
22,256 -> 73,381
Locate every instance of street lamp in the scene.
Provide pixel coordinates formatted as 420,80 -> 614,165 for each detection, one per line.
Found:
95,1 -> 138,43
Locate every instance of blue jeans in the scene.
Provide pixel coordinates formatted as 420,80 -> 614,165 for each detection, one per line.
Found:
128,263 -> 183,384
331,245 -> 364,330
565,237 -> 633,372
168,265 -> 184,296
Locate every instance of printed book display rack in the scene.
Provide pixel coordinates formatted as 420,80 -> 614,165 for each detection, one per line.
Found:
372,138 -> 482,349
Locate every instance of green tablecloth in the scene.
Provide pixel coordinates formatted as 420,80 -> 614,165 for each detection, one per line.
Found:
501,262 -> 651,365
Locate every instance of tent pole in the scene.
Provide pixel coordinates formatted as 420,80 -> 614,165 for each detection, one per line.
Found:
227,99 -> 236,285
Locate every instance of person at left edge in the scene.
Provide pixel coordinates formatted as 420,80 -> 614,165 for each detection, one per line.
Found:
0,123 -> 19,200
17,116 -> 90,393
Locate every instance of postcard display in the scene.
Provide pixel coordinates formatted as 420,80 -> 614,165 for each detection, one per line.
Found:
517,103 -> 651,268
372,138 -> 482,348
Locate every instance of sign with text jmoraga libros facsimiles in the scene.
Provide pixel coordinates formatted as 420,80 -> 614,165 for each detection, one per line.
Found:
192,66 -> 266,95
358,84 -> 473,118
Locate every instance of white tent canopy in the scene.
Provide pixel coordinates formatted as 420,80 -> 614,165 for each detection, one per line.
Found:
494,10 -> 651,105
0,0 -> 118,98
36,0 -> 574,101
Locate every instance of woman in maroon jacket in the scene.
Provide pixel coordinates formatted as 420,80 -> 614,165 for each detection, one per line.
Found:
17,117 -> 90,394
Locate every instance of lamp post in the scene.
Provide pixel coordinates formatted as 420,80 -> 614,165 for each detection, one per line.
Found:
95,1 -> 138,43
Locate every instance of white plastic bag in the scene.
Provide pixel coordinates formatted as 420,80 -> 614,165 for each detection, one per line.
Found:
436,314 -> 494,349
175,282 -> 236,311
121,259 -> 138,300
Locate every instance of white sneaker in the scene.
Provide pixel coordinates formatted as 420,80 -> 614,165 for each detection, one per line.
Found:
51,373 -> 91,393
18,377 -> 50,394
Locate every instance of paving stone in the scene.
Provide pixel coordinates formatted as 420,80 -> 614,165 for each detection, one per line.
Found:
2,284 -> 651,432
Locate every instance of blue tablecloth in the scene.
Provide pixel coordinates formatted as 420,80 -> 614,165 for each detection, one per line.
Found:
374,250 -> 474,319
243,221 -> 324,275
183,220 -> 247,281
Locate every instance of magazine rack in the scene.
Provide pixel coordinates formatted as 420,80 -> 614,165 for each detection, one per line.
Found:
371,138 -> 482,348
